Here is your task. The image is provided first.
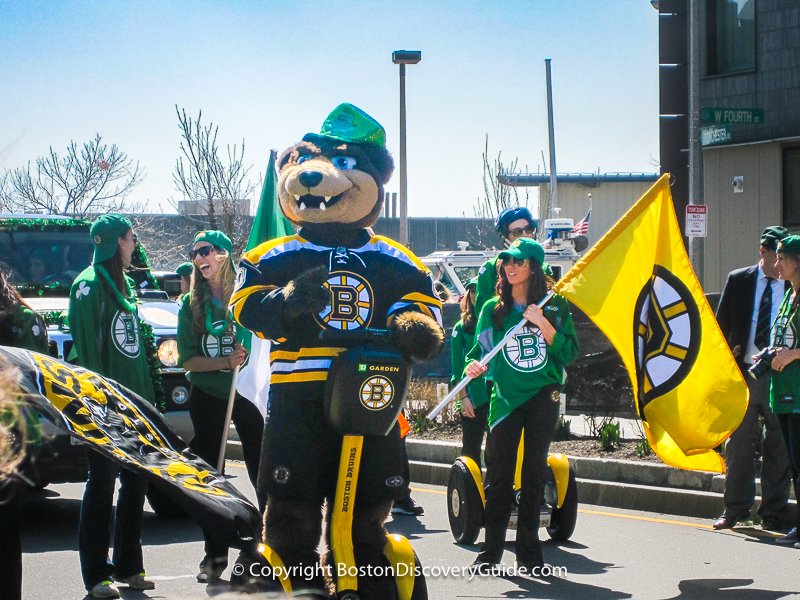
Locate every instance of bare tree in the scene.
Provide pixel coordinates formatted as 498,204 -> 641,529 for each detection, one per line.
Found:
471,135 -> 532,247
0,134 -> 142,216
172,106 -> 256,248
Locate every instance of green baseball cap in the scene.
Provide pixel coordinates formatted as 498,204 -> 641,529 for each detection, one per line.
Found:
302,103 -> 386,148
465,277 -> 478,290
761,226 -> 789,251
175,262 -> 193,277
90,214 -> 133,264
498,238 -> 545,267
777,234 -> 800,255
193,230 -> 233,254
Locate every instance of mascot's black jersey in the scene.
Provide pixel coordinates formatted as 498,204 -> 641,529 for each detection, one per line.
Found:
230,228 -> 442,396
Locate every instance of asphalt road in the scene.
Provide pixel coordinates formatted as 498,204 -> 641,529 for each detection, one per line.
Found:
21,462 -> 800,599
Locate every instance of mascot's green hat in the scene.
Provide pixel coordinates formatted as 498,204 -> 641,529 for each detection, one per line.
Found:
175,262 -> 193,277
193,230 -> 233,254
302,103 -> 386,148
91,214 -> 133,264
498,238 -> 545,267
761,226 -> 789,251
777,234 -> 800,255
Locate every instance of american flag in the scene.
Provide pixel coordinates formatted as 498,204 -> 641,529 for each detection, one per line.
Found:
571,208 -> 591,235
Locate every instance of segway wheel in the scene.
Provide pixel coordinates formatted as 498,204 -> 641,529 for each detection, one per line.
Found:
546,465 -> 578,541
447,459 -> 483,545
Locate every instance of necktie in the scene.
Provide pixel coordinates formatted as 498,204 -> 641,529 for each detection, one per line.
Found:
755,278 -> 774,350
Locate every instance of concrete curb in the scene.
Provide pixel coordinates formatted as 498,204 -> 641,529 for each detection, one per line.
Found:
406,438 -> 797,523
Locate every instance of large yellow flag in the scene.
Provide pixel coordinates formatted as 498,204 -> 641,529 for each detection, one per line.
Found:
554,174 -> 748,473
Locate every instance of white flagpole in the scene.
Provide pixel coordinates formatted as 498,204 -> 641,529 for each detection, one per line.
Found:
216,365 -> 240,473
427,291 -> 554,421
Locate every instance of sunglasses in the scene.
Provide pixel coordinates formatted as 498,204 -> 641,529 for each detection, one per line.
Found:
502,257 -> 529,267
189,245 -> 217,260
508,226 -> 536,238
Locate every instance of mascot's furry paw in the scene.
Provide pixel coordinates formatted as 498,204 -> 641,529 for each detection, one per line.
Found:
390,312 -> 444,361
283,265 -> 330,319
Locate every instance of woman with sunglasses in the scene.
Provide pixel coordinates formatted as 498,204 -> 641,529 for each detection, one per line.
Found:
464,237 -> 578,574
475,206 -> 541,317
176,230 -> 263,583
68,214 -> 156,598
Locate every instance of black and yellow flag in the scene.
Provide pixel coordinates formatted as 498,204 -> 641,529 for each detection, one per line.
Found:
554,174 -> 748,472
3,345 -> 261,548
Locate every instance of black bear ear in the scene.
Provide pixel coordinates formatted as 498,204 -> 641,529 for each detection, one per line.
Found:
370,148 -> 395,185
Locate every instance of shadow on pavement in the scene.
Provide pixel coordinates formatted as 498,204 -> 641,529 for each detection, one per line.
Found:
663,578 -> 792,600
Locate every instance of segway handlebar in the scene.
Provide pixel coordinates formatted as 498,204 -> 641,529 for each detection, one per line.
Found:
319,327 -> 392,347
426,290 -> 555,421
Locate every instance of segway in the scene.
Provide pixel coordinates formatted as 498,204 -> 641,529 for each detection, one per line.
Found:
447,434 -> 578,546
256,328 -> 427,600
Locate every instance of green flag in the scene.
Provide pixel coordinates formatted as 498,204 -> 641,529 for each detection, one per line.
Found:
247,149 -> 293,251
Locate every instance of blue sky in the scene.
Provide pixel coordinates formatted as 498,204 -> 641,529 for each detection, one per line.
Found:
0,0 -> 659,218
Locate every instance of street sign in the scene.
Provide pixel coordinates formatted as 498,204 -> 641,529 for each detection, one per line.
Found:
700,124 -> 732,147
685,205 -> 707,238
700,107 -> 764,125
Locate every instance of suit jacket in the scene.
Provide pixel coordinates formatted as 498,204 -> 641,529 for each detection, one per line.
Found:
715,264 -> 789,364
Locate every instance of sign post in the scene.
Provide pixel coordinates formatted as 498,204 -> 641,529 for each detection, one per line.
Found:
685,205 -> 707,238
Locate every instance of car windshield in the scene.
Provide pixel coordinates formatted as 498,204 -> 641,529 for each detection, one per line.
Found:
0,230 -> 93,293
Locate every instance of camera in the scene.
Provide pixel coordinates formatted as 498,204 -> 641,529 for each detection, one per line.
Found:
748,347 -> 777,380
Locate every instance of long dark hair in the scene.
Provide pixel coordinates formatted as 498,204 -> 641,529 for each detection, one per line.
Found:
492,259 -> 551,330
460,287 -> 478,334
0,263 -> 32,346
99,251 -> 128,296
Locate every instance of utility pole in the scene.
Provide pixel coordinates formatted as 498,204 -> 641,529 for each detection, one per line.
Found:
688,0 -> 704,283
545,58 -> 559,217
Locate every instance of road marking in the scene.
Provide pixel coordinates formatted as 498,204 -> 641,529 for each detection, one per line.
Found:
410,487 -> 715,530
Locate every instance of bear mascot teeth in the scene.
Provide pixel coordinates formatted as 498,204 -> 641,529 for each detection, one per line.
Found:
230,103 -> 443,598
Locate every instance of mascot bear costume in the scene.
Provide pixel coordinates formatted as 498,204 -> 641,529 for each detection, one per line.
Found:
231,103 -> 443,598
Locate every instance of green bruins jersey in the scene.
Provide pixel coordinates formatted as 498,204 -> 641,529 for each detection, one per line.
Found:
68,266 -> 155,403
770,289 -> 800,414
177,293 -> 243,400
466,294 -> 578,428
450,319 -> 489,409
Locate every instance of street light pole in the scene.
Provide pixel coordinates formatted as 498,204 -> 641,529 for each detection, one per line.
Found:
392,50 -> 421,247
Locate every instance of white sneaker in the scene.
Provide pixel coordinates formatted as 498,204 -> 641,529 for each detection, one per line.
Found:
88,580 -> 121,599
116,571 -> 155,590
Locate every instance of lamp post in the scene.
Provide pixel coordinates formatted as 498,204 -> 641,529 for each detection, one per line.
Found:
392,49 -> 421,246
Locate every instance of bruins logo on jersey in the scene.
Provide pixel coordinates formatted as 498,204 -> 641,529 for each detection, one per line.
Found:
503,323 -> 548,372
202,321 -> 236,358
111,311 -> 140,357
317,271 -> 374,330
360,375 -> 394,411
633,266 -> 701,411
773,315 -> 797,349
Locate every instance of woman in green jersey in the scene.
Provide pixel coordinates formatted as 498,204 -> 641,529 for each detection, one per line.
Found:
0,264 -> 49,354
177,230 -> 262,583
69,214 -> 155,598
451,277 -> 489,463
770,235 -> 800,547
465,237 -> 578,572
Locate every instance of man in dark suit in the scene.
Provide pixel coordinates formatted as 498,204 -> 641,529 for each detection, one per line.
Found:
713,226 -> 791,531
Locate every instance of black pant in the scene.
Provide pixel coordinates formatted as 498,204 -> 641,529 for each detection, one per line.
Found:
460,402 -> 489,464
479,387 -> 560,566
0,482 -> 22,600
189,385 -> 264,569
776,413 -> 800,530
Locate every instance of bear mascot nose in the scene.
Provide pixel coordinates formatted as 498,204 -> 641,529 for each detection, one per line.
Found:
299,170 -> 323,189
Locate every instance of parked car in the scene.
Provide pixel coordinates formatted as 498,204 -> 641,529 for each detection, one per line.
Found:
0,215 -> 192,502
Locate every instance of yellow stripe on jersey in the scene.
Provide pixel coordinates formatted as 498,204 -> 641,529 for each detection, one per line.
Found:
230,284 -> 276,321
400,291 -> 442,308
271,371 -> 329,384
370,235 -> 430,272
241,234 -> 306,264
270,347 -> 345,361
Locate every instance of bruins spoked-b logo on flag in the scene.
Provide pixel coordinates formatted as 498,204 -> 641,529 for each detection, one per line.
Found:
633,266 -> 701,413
555,174 -> 748,473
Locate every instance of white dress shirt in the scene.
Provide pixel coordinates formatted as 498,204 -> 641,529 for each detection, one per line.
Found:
744,264 -> 785,364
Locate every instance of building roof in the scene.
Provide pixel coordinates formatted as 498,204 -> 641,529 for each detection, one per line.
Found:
498,172 -> 660,187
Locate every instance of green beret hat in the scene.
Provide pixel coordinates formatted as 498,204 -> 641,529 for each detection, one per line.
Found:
193,230 -> 233,254
90,214 -> 132,264
175,262 -> 193,277
777,234 -> 800,255
302,103 -> 386,148
760,226 -> 789,251
498,237 -> 545,267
